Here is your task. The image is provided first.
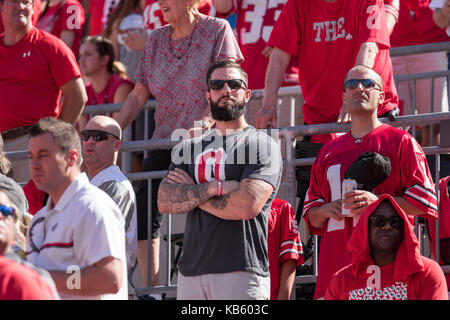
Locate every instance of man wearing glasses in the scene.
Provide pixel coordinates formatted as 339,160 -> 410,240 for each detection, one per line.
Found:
26,117 -> 127,300
157,60 -> 283,300
0,174 -> 57,299
81,115 -> 138,299
0,0 -> 87,183
302,65 -> 438,299
325,194 -> 448,300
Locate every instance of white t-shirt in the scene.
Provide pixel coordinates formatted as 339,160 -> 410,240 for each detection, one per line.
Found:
90,165 -> 138,273
26,173 -> 128,300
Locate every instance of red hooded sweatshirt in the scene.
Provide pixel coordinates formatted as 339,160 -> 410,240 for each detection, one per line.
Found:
325,194 -> 448,300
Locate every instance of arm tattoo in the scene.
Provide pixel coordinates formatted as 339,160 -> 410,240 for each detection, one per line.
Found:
158,178 -> 211,213
209,193 -> 231,210
242,179 -> 270,202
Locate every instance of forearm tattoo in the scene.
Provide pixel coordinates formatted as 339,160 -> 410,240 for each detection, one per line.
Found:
159,179 -> 211,213
242,179 -> 269,202
209,193 -> 231,210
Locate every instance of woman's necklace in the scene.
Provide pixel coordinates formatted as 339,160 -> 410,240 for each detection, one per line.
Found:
168,16 -> 200,60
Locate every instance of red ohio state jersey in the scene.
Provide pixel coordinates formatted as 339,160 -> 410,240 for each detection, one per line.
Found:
302,124 -> 437,299
216,0 -> 299,89
268,198 -> 304,300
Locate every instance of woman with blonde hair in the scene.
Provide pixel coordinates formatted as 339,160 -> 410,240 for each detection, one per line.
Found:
113,0 -> 242,295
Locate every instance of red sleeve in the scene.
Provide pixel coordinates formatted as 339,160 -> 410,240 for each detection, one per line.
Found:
302,152 -> 326,236
418,259 -> 449,300
39,31 -> 82,88
383,0 -> 399,21
267,0 -> 301,56
356,0 -> 390,49
278,201 -> 304,267
400,136 -> 438,219
55,0 -> 85,34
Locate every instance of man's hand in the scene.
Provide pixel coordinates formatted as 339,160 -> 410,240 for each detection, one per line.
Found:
342,190 -> 379,216
308,199 -> 344,229
166,168 -> 195,185
337,103 -> 351,123
261,46 -> 273,59
167,168 -> 240,195
255,104 -> 277,129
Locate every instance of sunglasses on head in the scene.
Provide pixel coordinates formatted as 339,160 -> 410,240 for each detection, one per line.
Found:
344,79 -> 382,91
209,79 -> 247,91
0,204 -> 15,219
369,215 -> 403,229
80,129 -> 120,142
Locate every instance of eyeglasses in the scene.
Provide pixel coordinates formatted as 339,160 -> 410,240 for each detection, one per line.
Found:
0,204 -> 15,219
80,129 -> 120,142
5,0 -> 33,7
344,79 -> 382,91
369,215 -> 403,229
209,79 -> 247,91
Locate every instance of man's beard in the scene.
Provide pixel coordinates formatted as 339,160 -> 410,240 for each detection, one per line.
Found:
210,96 -> 246,121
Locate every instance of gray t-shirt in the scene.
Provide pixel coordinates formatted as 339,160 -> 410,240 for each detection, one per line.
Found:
170,126 -> 282,277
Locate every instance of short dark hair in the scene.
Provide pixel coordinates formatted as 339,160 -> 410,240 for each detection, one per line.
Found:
30,117 -> 82,165
206,60 -> 248,87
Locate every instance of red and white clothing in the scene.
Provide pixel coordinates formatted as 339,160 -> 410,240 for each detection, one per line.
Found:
302,124 -> 438,299
36,0 -> 85,56
268,0 -> 398,143
0,27 -> 81,132
389,0 -> 448,47
325,195 -> 448,300
386,0 -> 449,115
87,0 -> 118,36
427,176 -> 450,290
0,256 -> 56,300
215,0 -> 299,90
142,0 -> 212,31
26,173 -> 128,300
268,198 -> 304,300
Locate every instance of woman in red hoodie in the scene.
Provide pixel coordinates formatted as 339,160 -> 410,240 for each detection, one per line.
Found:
326,194 -> 448,300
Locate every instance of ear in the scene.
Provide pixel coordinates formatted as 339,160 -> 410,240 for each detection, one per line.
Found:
114,139 -> 122,152
101,54 -> 110,66
66,149 -> 80,167
377,91 -> 385,106
205,90 -> 211,105
244,88 -> 252,104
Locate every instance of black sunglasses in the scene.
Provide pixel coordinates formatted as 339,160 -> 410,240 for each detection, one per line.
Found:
209,79 -> 247,91
0,204 -> 15,219
344,79 -> 382,91
80,129 -> 120,142
369,215 -> 403,229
